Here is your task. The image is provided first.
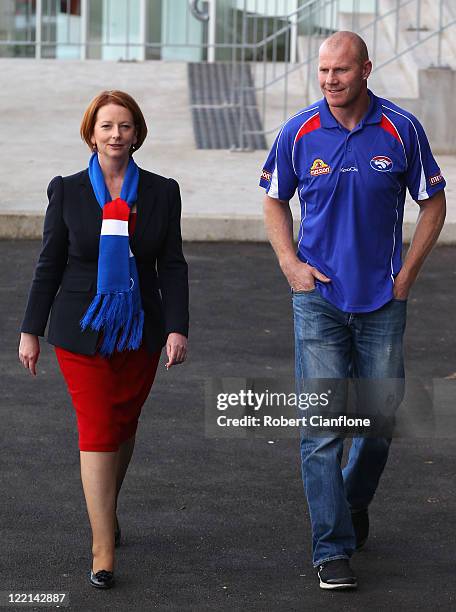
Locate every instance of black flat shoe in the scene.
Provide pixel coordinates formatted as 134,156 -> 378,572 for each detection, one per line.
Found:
88,569 -> 115,589
115,515 -> 121,548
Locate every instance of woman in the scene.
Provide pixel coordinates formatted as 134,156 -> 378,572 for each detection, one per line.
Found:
18,90 -> 189,589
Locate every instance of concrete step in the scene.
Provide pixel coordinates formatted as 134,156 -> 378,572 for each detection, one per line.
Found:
0,58 -> 454,243
250,61 -> 308,141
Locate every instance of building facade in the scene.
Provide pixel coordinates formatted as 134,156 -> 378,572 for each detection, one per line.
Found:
0,0 -> 375,61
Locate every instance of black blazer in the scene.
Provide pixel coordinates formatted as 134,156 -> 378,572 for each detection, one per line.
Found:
20,168 -> 189,355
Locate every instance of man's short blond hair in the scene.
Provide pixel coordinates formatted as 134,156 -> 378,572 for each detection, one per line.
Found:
320,31 -> 369,64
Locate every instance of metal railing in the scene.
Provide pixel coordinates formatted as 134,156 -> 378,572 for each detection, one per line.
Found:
237,0 -> 456,148
1,0 -> 455,148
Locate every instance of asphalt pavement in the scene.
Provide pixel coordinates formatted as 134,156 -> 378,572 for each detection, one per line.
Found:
1,240 -> 455,611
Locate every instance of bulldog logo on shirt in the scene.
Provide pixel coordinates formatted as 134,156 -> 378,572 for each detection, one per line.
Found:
370,155 -> 393,172
310,159 -> 331,176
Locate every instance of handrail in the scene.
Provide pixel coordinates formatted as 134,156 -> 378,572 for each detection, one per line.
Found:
358,0 -> 416,34
2,0 -> 454,150
250,0 -> 333,49
238,0 -> 456,148
373,17 -> 456,71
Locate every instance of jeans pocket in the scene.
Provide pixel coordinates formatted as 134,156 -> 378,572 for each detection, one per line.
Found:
292,287 -> 316,295
392,297 -> 408,303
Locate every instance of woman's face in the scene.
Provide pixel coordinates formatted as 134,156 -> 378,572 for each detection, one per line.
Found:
90,103 -> 138,162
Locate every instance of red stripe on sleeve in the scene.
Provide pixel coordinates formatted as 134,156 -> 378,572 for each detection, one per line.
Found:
380,114 -> 401,143
295,113 -> 321,144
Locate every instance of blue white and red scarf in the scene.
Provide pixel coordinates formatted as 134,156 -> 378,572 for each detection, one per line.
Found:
80,152 -> 144,356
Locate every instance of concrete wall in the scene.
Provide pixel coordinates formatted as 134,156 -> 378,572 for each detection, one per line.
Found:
0,59 -> 193,210
391,67 -> 456,155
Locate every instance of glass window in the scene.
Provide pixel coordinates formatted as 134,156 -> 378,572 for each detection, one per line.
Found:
0,0 -> 37,58
87,0 -> 141,61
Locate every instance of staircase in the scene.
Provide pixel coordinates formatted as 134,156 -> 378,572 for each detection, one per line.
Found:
297,0 -> 456,103
188,62 -> 267,150
240,0 -> 456,150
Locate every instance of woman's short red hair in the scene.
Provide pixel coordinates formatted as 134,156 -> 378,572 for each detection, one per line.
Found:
80,90 -> 148,152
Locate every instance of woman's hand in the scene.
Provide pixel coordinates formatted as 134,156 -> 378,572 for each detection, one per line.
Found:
165,333 -> 188,369
18,333 -> 40,376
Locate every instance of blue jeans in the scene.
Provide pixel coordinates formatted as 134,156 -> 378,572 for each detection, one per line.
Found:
292,288 -> 407,567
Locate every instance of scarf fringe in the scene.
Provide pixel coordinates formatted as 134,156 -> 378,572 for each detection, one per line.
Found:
80,292 -> 144,356
117,297 -> 135,351
80,293 -> 102,330
129,309 -> 144,349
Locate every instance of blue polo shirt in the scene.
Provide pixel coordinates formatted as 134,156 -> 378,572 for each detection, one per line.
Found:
259,90 -> 446,312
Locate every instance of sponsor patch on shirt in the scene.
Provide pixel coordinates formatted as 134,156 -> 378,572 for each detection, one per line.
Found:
261,169 -> 272,182
429,173 -> 444,186
370,155 -> 393,172
310,158 -> 331,176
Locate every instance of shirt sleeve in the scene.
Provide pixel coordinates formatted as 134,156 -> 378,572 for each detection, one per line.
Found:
157,178 -> 189,338
259,122 -> 298,201
20,176 -> 68,336
405,115 -> 446,201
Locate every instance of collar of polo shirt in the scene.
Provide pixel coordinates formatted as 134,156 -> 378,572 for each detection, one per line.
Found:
319,89 -> 383,129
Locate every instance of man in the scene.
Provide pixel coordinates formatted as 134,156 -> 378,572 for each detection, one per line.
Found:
260,31 -> 446,590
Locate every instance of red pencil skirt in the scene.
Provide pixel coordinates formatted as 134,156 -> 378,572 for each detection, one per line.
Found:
55,345 -> 161,452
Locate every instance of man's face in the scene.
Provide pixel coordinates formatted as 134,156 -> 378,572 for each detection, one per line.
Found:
318,42 -> 371,109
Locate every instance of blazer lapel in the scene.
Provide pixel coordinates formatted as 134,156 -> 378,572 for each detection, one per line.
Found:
131,168 -> 156,246
77,170 -> 102,259
80,168 -> 101,201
